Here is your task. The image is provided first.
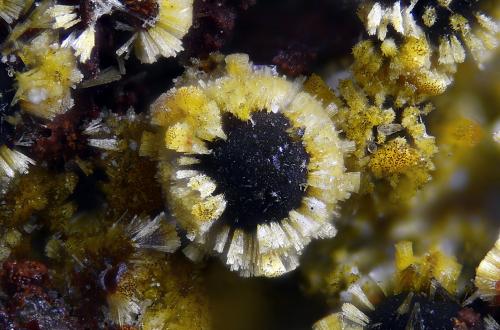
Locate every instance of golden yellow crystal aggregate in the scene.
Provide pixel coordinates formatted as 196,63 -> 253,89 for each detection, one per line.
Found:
142,54 -> 359,277
352,38 -> 451,103
13,31 -> 83,119
304,74 -> 436,202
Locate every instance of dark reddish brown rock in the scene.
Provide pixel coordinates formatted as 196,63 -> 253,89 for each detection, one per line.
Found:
31,95 -> 100,169
272,43 -> 318,77
453,307 -> 483,330
123,0 -> 159,21
182,0 -> 256,58
2,260 -> 48,294
0,260 -> 84,330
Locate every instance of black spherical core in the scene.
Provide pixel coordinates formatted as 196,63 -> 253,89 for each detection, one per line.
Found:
194,111 -> 310,231
368,292 -> 462,330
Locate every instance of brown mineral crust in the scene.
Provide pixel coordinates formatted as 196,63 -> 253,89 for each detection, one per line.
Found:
0,260 -> 86,330
226,0 -> 361,76
182,0 -> 255,58
80,54 -> 101,79
31,95 -> 100,168
452,307 -> 483,330
2,260 -> 48,295
91,58 -> 185,114
109,78 -> 150,114
59,265 -> 114,329
272,43 -> 318,77
123,0 -> 160,22
79,0 -> 95,26
82,17 -> 126,80
32,110 -> 89,167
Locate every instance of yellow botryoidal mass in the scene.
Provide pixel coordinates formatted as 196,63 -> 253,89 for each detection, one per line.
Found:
313,242 -> 464,330
352,38 -> 452,103
141,54 -> 359,277
13,31 -> 83,119
475,233 -> 500,304
368,138 -> 419,178
304,75 -> 437,201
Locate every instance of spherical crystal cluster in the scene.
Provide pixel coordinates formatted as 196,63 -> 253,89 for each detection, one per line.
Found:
141,54 -> 359,277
